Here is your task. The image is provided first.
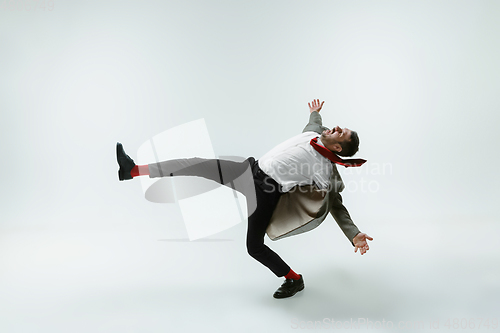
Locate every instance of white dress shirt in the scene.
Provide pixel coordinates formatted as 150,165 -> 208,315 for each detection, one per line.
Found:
258,131 -> 333,192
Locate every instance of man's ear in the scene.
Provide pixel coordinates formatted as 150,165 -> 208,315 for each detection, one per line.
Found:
329,143 -> 342,153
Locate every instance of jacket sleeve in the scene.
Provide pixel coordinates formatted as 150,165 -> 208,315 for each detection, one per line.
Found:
329,192 -> 361,246
302,111 -> 323,133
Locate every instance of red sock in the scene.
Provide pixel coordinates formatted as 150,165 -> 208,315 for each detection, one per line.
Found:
130,165 -> 149,177
285,269 -> 301,280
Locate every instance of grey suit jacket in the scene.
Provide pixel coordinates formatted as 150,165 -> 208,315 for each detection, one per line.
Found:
266,111 -> 360,244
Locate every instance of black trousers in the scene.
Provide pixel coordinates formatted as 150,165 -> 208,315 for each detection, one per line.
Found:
148,157 -> 291,277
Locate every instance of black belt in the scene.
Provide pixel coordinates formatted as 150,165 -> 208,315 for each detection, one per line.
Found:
251,159 -> 283,193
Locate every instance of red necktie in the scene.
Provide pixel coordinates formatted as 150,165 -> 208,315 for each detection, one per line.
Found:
310,137 -> 367,168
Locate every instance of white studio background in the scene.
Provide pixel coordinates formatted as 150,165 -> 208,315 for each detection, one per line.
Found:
1,1 -> 499,332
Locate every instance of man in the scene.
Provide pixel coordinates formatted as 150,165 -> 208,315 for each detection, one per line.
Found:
116,99 -> 373,299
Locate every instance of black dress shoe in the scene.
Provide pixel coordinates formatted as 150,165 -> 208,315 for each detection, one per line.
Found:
116,142 -> 136,181
273,274 -> 304,299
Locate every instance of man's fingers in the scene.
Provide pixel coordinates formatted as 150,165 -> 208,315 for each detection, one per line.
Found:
355,243 -> 369,255
308,99 -> 324,112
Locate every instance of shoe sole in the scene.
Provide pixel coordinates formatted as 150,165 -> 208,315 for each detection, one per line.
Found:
117,142 -> 134,181
117,143 -> 124,181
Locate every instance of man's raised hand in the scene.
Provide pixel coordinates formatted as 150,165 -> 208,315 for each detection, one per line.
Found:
353,233 -> 374,255
308,99 -> 324,113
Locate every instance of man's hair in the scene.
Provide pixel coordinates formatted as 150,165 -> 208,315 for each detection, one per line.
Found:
338,131 -> 359,157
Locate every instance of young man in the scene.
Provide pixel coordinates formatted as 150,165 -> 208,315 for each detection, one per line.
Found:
116,99 -> 373,299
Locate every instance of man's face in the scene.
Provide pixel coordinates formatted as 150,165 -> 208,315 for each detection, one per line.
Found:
321,126 -> 352,152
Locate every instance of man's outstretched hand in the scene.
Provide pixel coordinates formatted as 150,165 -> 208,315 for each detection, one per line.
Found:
308,99 -> 324,113
353,233 -> 374,255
